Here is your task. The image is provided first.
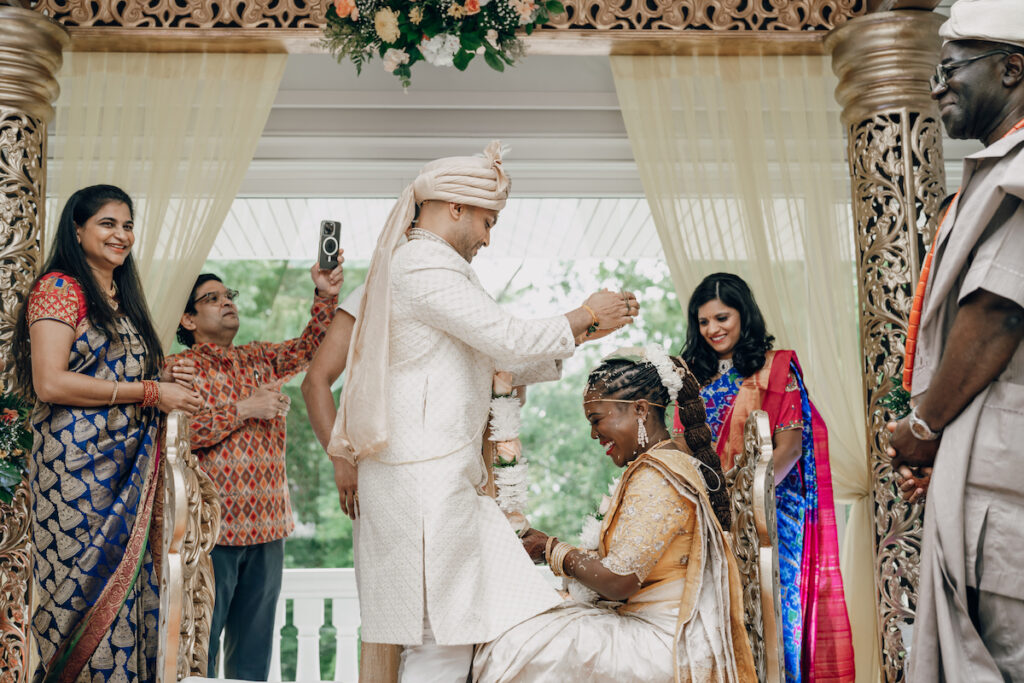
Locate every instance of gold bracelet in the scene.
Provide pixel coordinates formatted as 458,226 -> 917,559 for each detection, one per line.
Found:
549,541 -> 575,578
544,535 -> 557,565
109,380 -> 119,405
581,304 -> 599,336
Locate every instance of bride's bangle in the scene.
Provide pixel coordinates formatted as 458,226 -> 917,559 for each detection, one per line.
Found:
544,536 -> 557,565
549,541 -> 575,578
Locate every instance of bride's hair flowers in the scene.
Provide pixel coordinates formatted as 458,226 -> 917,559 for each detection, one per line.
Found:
321,0 -> 566,87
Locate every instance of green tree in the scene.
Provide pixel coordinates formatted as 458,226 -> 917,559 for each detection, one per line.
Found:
182,258 -> 682,566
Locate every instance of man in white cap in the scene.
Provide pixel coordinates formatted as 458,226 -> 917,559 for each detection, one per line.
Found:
322,142 -> 638,681
886,2 -> 1024,680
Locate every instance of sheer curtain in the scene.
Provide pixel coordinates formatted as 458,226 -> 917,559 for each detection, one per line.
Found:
612,54 -> 878,681
49,52 -> 286,348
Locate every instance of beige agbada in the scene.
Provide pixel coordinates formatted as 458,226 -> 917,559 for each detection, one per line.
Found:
328,141 -> 512,463
909,4 -> 1024,680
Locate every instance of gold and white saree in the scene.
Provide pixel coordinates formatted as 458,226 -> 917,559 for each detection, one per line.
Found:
473,448 -> 755,683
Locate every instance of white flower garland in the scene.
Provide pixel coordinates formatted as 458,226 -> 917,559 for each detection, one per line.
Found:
489,373 -> 529,535
565,475 -> 621,604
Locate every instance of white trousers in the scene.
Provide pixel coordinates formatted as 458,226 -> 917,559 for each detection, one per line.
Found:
399,611 -> 473,683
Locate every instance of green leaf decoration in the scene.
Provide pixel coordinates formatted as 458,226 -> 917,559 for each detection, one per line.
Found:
484,50 -> 505,72
453,49 -> 474,71
546,1 -> 565,14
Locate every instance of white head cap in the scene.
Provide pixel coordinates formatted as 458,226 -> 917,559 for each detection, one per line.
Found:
940,0 -> 1024,49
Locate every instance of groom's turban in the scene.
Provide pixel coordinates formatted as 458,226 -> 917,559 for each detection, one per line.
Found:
940,0 -> 1024,48
328,141 -> 511,462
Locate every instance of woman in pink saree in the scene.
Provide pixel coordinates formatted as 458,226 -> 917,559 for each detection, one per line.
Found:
676,273 -> 854,683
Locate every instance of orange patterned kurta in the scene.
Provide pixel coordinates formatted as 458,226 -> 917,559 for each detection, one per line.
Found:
166,293 -> 336,545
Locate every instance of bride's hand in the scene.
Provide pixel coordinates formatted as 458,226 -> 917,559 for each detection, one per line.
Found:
520,528 -> 549,564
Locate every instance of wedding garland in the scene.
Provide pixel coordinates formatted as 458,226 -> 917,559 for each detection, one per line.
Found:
490,372 -> 529,535
565,475 -> 621,604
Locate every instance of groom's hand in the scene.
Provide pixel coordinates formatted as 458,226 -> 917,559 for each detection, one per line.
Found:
570,290 -> 639,343
520,529 -> 549,564
332,457 -> 359,519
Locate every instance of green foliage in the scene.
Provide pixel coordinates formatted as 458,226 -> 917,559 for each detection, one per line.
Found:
318,0 -> 561,87
878,376 -> 911,419
199,257 -> 683,562
0,393 -> 32,504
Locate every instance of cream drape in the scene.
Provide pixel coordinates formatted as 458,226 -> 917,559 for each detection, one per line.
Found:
612,55 -> 878,682
49,52 -> 286,348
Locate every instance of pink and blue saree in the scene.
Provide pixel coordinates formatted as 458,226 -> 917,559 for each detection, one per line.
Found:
676,349 -> 854,683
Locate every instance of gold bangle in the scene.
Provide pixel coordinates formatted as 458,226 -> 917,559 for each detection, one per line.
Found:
109,380 -> 119,405
581,304 -> 599,336
549,541 -> 575,578
544,535 -> 557,565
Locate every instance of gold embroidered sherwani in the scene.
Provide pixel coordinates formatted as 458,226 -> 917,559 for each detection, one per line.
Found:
355,235 -> 573,645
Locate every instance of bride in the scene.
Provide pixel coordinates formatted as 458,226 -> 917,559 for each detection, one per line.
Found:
473,346 -> 755,682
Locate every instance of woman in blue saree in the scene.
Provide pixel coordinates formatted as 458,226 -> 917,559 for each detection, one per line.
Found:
12,185 -> 202,683
676,273 -> 854,683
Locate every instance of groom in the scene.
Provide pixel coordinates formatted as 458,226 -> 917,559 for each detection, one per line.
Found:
325,142 -> 638,681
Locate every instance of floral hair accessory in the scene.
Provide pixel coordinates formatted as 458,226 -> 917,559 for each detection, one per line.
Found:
644,344 -> 684,403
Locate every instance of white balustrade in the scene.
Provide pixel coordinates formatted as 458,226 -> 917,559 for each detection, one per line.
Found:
200,566 -> 558,683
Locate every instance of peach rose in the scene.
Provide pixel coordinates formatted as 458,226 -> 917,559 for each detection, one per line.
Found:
464,0 -> 481,14
495,438 -> 522,463
333,0 -> 357,19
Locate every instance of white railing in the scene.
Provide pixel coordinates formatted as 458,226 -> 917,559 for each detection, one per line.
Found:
202,566 -> 558,683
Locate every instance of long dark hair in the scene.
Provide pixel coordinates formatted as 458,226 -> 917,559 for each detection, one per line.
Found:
12,185 -> 164,398
586,355 -> 731,530
681,273 -> 775,385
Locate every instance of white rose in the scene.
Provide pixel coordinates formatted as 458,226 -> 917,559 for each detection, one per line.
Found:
382,48 -> 410,73
419,33 -> 460,68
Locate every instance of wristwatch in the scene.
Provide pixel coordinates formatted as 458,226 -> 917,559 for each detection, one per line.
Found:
908,405 -> 941,441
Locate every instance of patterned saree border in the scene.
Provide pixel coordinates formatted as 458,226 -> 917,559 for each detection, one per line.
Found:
44,443 -> 161,683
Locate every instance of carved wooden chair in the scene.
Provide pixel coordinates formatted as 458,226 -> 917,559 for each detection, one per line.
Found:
157,410 -> 222,683
725,409 -> 785,683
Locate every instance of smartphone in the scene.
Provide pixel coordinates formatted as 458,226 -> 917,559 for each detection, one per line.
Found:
318,220 -> 341,270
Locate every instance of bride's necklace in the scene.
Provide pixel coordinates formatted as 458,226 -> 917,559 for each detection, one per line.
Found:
718,358 -> 733,376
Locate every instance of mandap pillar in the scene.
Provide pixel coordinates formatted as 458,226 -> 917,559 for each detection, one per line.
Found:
0,4 -> 68,681
826,10 -> 945,682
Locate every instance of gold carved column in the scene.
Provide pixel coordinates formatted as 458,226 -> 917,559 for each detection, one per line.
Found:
825,10 -> 945,682
0,5 -> 68,682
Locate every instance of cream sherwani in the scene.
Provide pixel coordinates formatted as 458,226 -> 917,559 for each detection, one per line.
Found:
355,235 -> 571,645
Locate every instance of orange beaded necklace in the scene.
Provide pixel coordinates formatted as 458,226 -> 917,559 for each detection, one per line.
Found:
902,116 -> 1024,392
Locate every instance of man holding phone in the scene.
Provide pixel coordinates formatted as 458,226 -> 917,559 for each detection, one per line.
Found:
168,260 -> 344,680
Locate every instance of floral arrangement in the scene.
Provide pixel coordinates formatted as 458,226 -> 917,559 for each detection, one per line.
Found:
489,371 -> 530,535
566,475 -> 620,604
321,0 -> 566,87
0,394 -> 31,505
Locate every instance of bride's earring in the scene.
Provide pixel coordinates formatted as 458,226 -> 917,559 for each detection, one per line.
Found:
636,417 -> 649,449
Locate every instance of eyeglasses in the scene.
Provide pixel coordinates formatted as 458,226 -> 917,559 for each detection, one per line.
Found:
930,50 -> 1013,90
192,288 -> 239,307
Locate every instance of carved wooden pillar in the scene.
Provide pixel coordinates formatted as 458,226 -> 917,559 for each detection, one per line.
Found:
825,10 -> 945,682
0,6 -> 68,682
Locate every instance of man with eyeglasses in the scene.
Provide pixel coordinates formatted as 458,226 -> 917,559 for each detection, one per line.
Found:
885,1 -> 1024,680
168,263 -> 345,680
